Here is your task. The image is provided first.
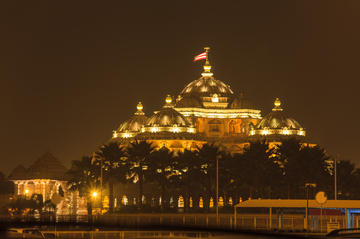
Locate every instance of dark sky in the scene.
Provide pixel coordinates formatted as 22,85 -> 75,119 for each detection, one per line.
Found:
1,1 -> 360,174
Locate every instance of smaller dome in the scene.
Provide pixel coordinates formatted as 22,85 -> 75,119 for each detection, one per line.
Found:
229,93 -> 255,109
118,115 -> 148,132
142,95 -> 195,134
251,98 -> 305,137
146,107 -> 191,128
114,102 -> 148,138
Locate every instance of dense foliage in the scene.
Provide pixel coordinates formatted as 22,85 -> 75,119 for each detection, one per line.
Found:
66,138 -> 359,212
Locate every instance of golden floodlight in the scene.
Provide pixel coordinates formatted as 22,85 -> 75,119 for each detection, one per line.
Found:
25,189 -> 29,194
92,191 -> 98,198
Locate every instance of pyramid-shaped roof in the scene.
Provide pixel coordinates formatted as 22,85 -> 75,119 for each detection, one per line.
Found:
9,152 -> 68,181
8,164 -> 27,180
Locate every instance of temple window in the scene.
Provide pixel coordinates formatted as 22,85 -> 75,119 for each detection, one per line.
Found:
199,197 -> 204,208
178,196 -> 184,208
209,197 -> 214,208
229,120 -> 237,134
122,195 -> 128,205
208,119 -> 221,133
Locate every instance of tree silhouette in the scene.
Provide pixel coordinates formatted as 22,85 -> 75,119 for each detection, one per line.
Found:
126,140 -> 155,209
148,147 -> 175,210
66,156 -> 99,215
96,142 -> 127,213
195,143 -> 224,210
336,160 -> 357,199
176,149 -> 203,210
279,139 -> 330,198
240,140 -> 281,199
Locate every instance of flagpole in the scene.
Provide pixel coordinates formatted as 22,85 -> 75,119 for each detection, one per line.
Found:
204,47 -> 210,64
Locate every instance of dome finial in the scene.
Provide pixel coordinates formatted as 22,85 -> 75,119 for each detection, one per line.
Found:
135,101 -> 145,115
137,102 -> 143,111
202,47 -> 213,77
164,94 -> 174,108
273,98 -> 283,111
165,94 -> 172,104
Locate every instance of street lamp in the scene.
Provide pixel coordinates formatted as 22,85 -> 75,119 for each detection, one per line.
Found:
305,183 -> 316,231
90,191 -> 98,226
93,151 -> 103,214
216,154 -> 222,225
25,189 -> 29,198
333,155 -> 339,200
92,191 -> 98,198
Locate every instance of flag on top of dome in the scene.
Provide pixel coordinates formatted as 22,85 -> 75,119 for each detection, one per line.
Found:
193,51 -> 207,62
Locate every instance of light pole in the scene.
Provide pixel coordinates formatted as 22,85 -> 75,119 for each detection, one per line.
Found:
93,151 -> 103,215
334,155 -> 338,200
91,191 -> 98,226
216,155 -> 221,225
100,156 -> 103,215
92,191 -> 98,211
305,183 -> 316,231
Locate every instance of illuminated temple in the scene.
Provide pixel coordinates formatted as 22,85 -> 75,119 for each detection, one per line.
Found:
111,50 -> 307,152
7,49 -> 311,215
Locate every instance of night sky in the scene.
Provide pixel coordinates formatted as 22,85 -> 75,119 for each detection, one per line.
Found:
2,1 -> 360,174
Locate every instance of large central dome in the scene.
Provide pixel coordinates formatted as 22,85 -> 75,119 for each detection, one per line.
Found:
176,59 -> 237,109
180,77 -> 234,98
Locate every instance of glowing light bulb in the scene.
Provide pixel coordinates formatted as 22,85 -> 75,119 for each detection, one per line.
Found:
137,102 -> 143,111
211,94 -> 219,103
151,127 -> 159,133
165,95 -> 172,104
274,98 -> 281,107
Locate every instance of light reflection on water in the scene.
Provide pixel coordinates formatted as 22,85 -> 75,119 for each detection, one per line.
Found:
39,230 -> 286,239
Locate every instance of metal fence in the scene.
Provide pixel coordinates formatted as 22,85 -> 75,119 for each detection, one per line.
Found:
9,213 -> 357,234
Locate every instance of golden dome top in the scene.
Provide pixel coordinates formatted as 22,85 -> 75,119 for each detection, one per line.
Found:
273,98 -> 283,111
135,101 -> 145,115
137,102 -> 143,111
165,94 -> 172,104
163,94 -> 175,108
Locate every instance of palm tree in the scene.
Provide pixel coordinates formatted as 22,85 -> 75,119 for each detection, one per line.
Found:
148,147 -> 175,210
196,143 -> 224,210
176,149 -> 203,210
240,140 -> 281,199
278,139 -> 330,198
67,156 -> 98,195
96,142 -> 127,213
66,156 -> 99,215
335,160 -> 357,199
126,140 -> 155,209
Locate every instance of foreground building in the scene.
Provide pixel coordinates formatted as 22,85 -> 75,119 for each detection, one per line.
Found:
112,50 -> 309,152
9,152 -> 86,216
